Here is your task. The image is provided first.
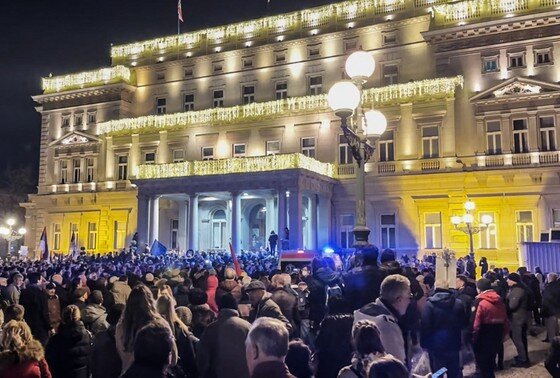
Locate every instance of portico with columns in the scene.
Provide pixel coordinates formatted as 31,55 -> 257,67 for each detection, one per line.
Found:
133,168 -> 335,252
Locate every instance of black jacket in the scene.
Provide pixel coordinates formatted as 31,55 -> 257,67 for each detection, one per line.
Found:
307,267 -> 343,326
46,320 -> 92,378
543,281 -> 560,318
19,285 -> 50,344
421,289 -> 467,352
90,326 -> 122,378
343,265 -> 386,311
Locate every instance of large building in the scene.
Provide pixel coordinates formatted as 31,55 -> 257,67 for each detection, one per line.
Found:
23,0 -> 560,267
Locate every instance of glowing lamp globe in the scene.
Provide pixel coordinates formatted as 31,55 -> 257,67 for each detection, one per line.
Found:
0,227 -> 9,236
451,216 -> 461,225
364,110 -> 387,137
464,200 -> 475,211
345,50 -> 375,81
6,218 -> 15,226
463,214 -> 474,224
18,228 -> 26,235
481,214 -> 493,225
327,81 -> 360,118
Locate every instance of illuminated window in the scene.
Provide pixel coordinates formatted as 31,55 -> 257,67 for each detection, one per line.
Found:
508,52 -> 525,68
87,222 -> 97,250
308,76 -> 322,95
72,158 -> 81,183
480,212 -> 497,249
59,160 -> 68,184
539,116 -> 556,151
117,155 -> 128,180
486,121 -> 502,155
144,152 -> 156,165
202,146 -> 214,161
379,130 -> 394,162
213,90 -> 224,108
535,49 -> 552,65
242,85 -> 255,105
424,212 -> 442,249
422,126 -> 439,158
170,219 -> 179,249
184,93 -> 195,111
382,63 -> 399,85
172,149 -> 185,163
382,31 -> 397,46
381,214 -> 396,249
53,224 -> 61,250
516,211 -> 533,242
266,140 -> 280,155
86,158 -> 95,182
275,82 -> 288,100
553,209 -> 560,228
301,137 -> 316,158
482,57 -> 499,73
340,214 -> 354,249
156,98 -> 167,115
74,113 -> 83,128
338,134 -> 353,165
114,221 -> 126,250
512,119 -> 528,153
233,143 -> 246,157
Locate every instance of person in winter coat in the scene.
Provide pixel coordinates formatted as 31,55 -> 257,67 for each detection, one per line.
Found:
353,274 -> 412,364
314,314 -> 354,378
92,277 -> 115,311
205,274 -> 219,313
90,304 -> 124,378
81,290 -> 109,335
542,273 -> 560,342
307,257 -> 344,331
110,276 -> 131,305
44,283 -> 61,334
0,320 -> 51,378
156,293 -> 198,378
421,282 -> 467,378
343,246 -> 386,311
285,340 -> 313,378
215,268 -> 242,303
5,273 -> 23,305
479,257 -> 489,277
197,293 -> 251,378
506,273 -> 531,367
45,305 -> 92,378
121,321 -> 175,378
518,267 -> 542,325
456,275 -> 477,315
246,281 -> 292,332
20,273 -> 50,345
545,336 -> 560,377
270,275 -> 300,334
472,278 -> 509,378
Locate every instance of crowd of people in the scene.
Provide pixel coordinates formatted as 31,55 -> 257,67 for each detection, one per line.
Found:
0,246 -> 557,377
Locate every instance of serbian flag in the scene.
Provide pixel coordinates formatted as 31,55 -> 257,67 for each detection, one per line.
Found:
229,242 -> 242,277
151,239 -> 168,257
178,0 -> 184,22
70,232 -> 79,259
39,227 -> 49,261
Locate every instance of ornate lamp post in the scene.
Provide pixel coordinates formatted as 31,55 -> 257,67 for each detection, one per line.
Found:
327,50 -> 387,247
451,200 -> 492,257
0,218 -> 26,256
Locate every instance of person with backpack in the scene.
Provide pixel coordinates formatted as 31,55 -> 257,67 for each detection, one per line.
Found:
307,257 -> 344,334
343,246 -> 386,311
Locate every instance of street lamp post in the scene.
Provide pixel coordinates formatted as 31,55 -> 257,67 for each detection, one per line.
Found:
0,218 -> 26,256
328,50 -> 387,248
451,200 -> 492,257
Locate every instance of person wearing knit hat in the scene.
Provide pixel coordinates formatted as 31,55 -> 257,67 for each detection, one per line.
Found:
472,277 -> 508,376
507,271 -> 531,367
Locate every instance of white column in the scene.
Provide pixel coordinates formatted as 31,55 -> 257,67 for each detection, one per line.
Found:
178,200 -> 188,251
266,196 -> 275,236
188,194 -> 199,251
309,194 -> 318,250
277,190 -> 287,251
150,195 -> 160,243
317,194 -> 332,248
158,131 -> 169,163
130,134 -> 140,179
231,192 -> 242,253
288,189 -> 303,249
105,136 -> 114,180
137,193 -> 150,247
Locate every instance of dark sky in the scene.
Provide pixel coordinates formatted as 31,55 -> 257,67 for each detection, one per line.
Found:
0,0 -> 334,188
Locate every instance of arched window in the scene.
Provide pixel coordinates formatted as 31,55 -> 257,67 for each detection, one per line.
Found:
212,209 -> 227,249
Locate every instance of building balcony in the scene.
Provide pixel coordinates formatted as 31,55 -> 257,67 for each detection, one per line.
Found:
41,66 -> 134,94
137,153 -> 336,180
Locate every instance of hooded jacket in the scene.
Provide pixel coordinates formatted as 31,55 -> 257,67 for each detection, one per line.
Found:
472,290 -> 509,343
0,339 -> 51,378
81,304 -> 109,335
506,283 -> 530,325
249,292 -> 292,332
45,320 -> 92,378
421,289 -> 466,352
307,267 -> 343,326
353,298 -> 406,364
110,281 -> 131,305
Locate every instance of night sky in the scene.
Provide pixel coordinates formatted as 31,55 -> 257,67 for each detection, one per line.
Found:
0,0 -> 334,189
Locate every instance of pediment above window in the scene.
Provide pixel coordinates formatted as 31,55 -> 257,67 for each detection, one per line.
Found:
49,131 -> 100,148
493,81 -> 542,97
471,77 -> 560,103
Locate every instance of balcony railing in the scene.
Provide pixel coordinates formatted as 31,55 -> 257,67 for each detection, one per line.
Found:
137,153 -> 336,180
337,164 -> 355,178
421,160 -> 441,171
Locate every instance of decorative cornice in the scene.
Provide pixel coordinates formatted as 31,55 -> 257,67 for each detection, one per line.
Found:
41,66 -> 134,94
97,76 -> 463,136
33,83 -> 136,104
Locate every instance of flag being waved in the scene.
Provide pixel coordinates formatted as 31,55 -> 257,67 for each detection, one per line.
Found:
151,239 -> 168,257
229,242 -> 242,277
70,232 -> 79,260
178,0 -> 184,22
39,227 -> 49,262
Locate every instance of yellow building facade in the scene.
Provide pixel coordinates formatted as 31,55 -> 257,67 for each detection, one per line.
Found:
23,0 -> 560,268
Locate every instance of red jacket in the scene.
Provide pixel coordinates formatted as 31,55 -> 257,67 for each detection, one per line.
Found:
472,290 -> 509,342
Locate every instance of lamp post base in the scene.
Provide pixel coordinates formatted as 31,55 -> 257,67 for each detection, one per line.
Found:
352,226 -> 371,249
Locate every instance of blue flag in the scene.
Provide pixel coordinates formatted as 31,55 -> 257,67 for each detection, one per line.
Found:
151,239 -> 168,256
